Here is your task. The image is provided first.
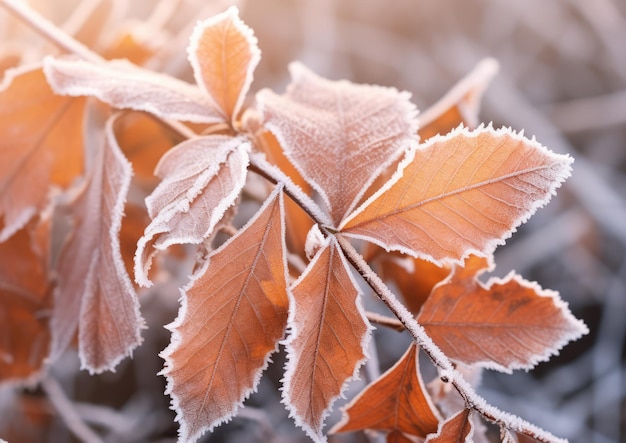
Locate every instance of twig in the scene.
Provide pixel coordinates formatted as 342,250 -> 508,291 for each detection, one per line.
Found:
365,311 -> 404,332
41,376 -> 103,443
0,0 -> 104,63
335,234 -> 568,443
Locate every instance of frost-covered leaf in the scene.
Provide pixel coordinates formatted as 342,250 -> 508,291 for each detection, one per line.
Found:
418,255 -> 588,372
134,135 -> 249,287
189,6 -> 260,122
425,409 -> 473,443
419,58 -> 498,140
0,222 -> 51,384
340,125 -> 573,264
258,62 -> 418,225
44,57 -> 224,123
283,237 -> 372,442
331,343 -> 440,439
0,66 -> 84,241
161,186 -> 289,443
50,115 -> 144,373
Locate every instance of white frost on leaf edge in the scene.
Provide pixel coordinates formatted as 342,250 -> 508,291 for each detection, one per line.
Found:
462,270 -> 589,373
187,5 -> 261,123
339,123 -> 575,266
134,136 -> 250,287
43,56 -> 224,123
159,185 -> 288,443
257,61 -> 419,227
280,236 -> 373,443
81,114 -> 145,374
424,409 -> 474,443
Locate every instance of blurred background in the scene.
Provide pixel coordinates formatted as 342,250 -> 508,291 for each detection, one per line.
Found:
1,0 -> 625,442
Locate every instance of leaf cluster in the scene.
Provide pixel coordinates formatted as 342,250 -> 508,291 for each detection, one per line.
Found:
0,3 -> 588,443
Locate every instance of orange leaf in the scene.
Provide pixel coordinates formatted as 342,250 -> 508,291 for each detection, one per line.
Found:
134,135 -> 249,287
418,255 -> 588,372
113,111 -> 182,191
387,430 -> 415,443
340,125 -> 573,264
189,6 -> 260,122
50,115 -> 144,373
419,59 -> 498,140
283,236 -> 372,441
331,343 -> 440,438
425,409 -> 473,443
258,62 -> 418,225
256,128 -> 314,259
160,186 -> 289,442
366,244 -> 449,314
0,222 -> 51,384
44,57 -> 223,123
0,66 -> 84,241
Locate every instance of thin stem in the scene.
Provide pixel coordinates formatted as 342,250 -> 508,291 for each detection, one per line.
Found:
365,311 -> 405,332
41,376 -> 103,443
0,0 -> 104,63
335,234 -> 567,443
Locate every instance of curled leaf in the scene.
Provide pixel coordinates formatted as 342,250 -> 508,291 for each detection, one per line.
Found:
50,115 -> 144,373
135,135 -> 249,287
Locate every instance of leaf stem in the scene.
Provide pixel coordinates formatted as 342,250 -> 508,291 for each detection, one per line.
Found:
335,234 -> 567,443
0,0 -> 104,64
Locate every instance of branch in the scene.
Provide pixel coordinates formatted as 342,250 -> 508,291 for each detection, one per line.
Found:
41,376 -> 103,443
248,151 -> 333,227
0,0 -> 104,64
335,234 -> 568,443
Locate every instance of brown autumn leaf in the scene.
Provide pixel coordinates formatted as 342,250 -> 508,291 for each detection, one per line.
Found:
418,58 -> 499,141
257,62 -> 418,225
283,236 -> 372,442
418,255 -> 588,372
113,111 -> 182,191
340,125 -> 573,264
331,343 -> 441,439
425,409 -> 473,443
0,221 -> 52,384
134,135 -> 249,287
161,186 -> 289,443
0,66 -> 84,241
49,115 -> 144,373
386,430 -> 415,443
189,5 -> 260,122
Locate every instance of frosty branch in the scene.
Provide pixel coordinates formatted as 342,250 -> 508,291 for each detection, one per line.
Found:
0,2 -> 588,443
